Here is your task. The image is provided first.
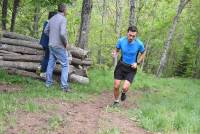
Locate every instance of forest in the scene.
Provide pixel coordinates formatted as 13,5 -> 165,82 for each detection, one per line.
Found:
0,0 -> 200,133
1,0 -> 199,78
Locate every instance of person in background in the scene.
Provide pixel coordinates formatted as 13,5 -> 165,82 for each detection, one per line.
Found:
39,11 -> 57,78
44,3 -> 70,92
112,26 -> 145,106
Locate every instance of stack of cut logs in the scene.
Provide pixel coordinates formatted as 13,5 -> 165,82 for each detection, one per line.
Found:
0,31 -> 92,84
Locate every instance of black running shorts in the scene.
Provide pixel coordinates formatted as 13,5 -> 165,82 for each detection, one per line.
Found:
114,60 -> 137,83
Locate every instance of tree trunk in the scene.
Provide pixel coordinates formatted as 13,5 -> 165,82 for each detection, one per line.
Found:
2,0 -> 8,31
10,0 -> 20,32
135,0 -> 144,25
114,0 -> 123,67
156,0 -> 190,77
97,0 -> 106,64
33,0 -> 40,37
141,39 -> 149,71
196,36 -> 200,48
77,0 -> 93,49
115,0 -> 122,38
129,0 -> 135,27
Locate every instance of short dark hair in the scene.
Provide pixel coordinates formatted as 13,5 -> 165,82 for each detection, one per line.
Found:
127,26 -> 138,32
48,11 -> 57,19
58,3 -> 67,12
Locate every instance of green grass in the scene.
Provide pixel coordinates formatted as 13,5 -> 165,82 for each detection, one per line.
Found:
131,70 -> 200,134
48,115 -> 64,131
0,68 -> 200,133
98,128 -> 120,134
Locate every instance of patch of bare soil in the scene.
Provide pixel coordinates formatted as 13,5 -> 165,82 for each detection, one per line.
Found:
6,90 -> 151,134
0,82 -> 22,92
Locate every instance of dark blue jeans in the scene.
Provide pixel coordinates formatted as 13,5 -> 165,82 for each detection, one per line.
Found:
41,47 -> 49,72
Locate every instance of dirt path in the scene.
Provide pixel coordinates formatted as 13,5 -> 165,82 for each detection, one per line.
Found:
0,82 -> 22,92
6,91 -> 151,134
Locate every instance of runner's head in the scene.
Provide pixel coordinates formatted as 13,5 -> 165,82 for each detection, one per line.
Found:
127,26 -> 137,43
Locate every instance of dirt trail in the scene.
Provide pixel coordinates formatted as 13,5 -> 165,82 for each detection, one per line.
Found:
0,82 -> 22,92
6,91 -> 151,134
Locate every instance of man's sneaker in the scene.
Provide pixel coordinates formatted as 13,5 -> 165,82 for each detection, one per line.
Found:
36,66 -> 41,75
63,87 -> 71,93
40,72 -> 46,79
111,101 -> 120,107
121,92 -> 127,101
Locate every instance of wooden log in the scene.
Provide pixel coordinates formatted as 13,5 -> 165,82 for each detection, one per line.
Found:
0,60 -> 77,74
0,37 -> 42,50
0,44 -> 43,55
0,38 -> 89,59
2,67 -> 43,80
82,60 -> 92,66
0,50 -> 21,55
54,64 -> 75,75
2,31 -> 39,42
71,57 -> 82,65
71,57 -> 92,66
2,54 -> 43,62
67,46 -> 89,59
3,67 -> 88,85
74,68 -> 88,77
69,74 -> 89,84
0,60 -> 40,71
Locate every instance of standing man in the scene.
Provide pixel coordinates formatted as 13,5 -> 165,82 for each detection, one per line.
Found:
112,26 -> 145,106
44,3 -> 70,92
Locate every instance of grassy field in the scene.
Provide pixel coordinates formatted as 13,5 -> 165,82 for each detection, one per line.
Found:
0,68 -> 200,134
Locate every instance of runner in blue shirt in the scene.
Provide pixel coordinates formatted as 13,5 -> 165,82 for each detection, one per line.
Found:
112,26 -> 145,106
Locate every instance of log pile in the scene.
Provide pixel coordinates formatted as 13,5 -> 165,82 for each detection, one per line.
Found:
0,31 -> 92,84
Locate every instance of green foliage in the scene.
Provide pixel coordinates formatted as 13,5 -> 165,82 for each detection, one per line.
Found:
2,0 -> 200,78
175,46 -> 194,77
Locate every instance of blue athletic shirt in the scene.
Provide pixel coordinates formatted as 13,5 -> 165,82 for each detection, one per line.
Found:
116,36 -> 145,65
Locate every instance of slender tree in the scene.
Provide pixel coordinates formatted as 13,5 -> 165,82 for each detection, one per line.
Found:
2,0 -> 8,30
113,0 -> 123,67
156,0 -> 191,77
33,0 -> 40,37
115,0 -> 122,38
141,1 -> 158,71
10,0 -> 20,32
77,0 -> 93,49
129,0 -> 135,26
98,0 -> 106,64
